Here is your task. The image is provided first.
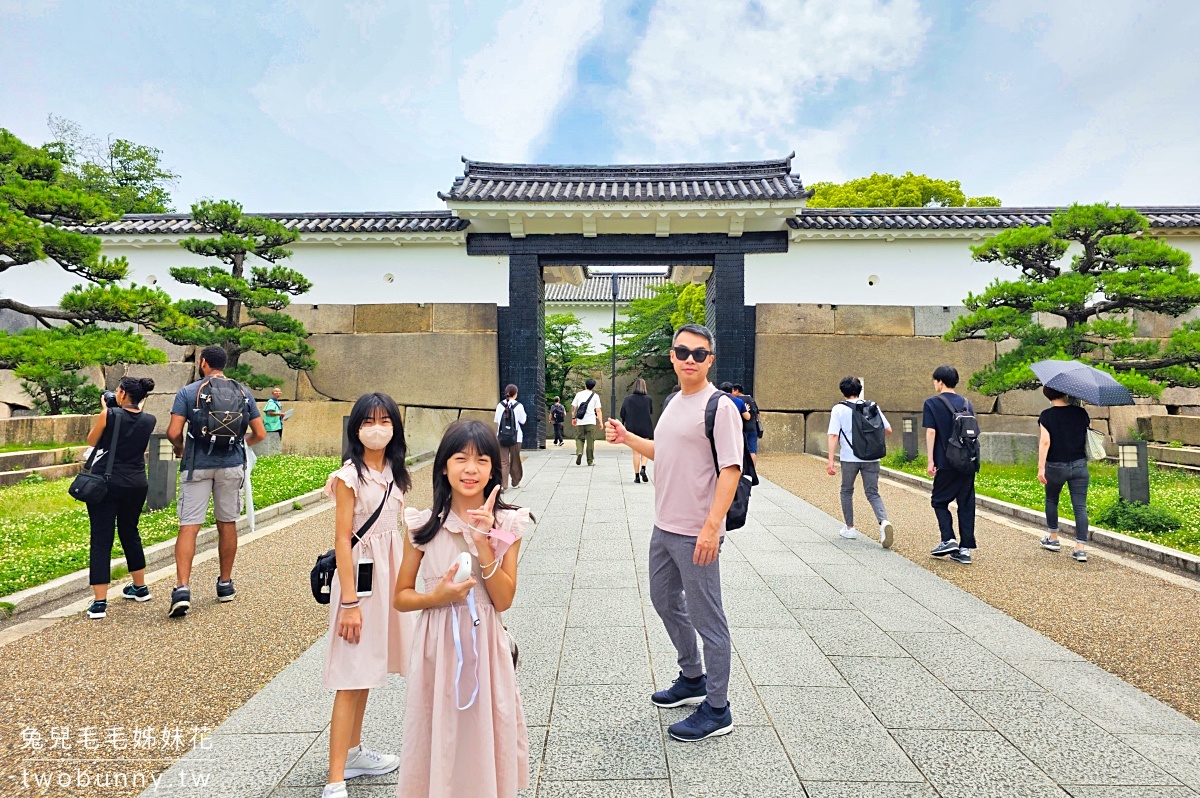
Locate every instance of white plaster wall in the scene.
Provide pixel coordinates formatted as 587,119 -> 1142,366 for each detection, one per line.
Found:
745,234 -> 1200,306
5,242 -> 510,306
546,302 -> 623,350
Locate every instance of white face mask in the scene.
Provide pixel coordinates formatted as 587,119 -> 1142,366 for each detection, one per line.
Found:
358,425 -> 393,451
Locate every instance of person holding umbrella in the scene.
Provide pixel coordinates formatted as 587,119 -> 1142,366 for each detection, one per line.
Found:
1030,359 -> 1135,564
1037,387 -> 1093,562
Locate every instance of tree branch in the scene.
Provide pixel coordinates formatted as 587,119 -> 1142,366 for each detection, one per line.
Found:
1108,355 -> 1199,371
0,298 -> 86,327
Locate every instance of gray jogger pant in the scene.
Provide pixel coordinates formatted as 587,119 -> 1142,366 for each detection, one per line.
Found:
840,460 -> 888,529
649,526 -> 731,708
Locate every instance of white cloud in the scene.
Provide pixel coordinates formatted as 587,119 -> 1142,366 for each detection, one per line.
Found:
981,0 -> 1200,204
458,0 -> 604,160
615,0 -> 929,165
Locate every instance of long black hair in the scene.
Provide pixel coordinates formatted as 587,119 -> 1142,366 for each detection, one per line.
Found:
413,419 -> 525,547
344,392 -> 411,493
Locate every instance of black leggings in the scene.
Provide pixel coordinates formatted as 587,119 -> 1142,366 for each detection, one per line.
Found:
87,483 -> 149,586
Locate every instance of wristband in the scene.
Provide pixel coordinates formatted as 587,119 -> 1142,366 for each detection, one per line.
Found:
340,600 -> 360,608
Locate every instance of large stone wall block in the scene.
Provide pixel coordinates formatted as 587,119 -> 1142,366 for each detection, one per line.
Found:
136,328 -> 192,362
756,304 -> 835,335
280,400 -> 356,457
458,409 -> 495,427
1109,404 -> 1167,442
755,334 -> 996,414
140,394 -> 175,434
913,306 -> 969,337
1146,415 -> 1200,447
432,304 -> 497,332
0,413 -> 97,447
237,352 -> 300,401
977,414 -> 1039,435
283,304 -> 357,335
1162,387 -> 1200,406
996,389 -> 1050,416
757,411 -> 805,454
308,332 -> 498,410
116,363 -> 198,396
354,304 -> 432,334
1132,307 -> 1200,339
835,305 -> 915,336
804,411 -> 831,455
0,370 -> 32,408
404,407 -> 461,458
979,432 -> 1039,465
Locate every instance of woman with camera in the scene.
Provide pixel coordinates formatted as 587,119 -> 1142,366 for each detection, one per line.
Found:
85,376 -> 157,619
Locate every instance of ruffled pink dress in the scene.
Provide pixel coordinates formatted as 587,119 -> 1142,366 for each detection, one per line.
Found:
397,506 -> 531,798
322,461 -> 414,690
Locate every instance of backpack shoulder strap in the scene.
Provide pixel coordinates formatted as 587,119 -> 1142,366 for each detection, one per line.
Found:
704,392 -> 725,474
936,393 -> 960,415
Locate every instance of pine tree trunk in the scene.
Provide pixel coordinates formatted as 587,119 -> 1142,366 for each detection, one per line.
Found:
226,251 -> 244,370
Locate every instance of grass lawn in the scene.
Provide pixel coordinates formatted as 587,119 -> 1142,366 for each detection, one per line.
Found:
0,441 -> 86,454
0,455 -> 340,597
880,452 -> 1200,557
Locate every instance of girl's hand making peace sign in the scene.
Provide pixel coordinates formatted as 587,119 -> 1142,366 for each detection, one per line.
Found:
467,485 -> 501,553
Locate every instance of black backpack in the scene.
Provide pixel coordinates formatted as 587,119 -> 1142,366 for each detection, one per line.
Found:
189,376 -> 250,455
663,389 -> 759,530
746,395 -> 764,439
550,404 -> 565,424
937,393 -> 981,474
574,392 -> 595,421
497,400 -> 519,447
839,400 -> 887,461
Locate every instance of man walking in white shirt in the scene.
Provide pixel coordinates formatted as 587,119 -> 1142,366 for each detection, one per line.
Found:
826,376 -> 895,548
571,378 -> 603,466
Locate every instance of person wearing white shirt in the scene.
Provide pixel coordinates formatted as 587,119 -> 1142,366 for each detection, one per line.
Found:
826,376 -> 894,548
570,378 -> 603,466
494,384 -> 528,489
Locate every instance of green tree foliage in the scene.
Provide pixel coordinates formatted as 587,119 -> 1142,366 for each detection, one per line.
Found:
807,172 -> 1001,208
160,199 -> 315,389
0,127 -> 178,411
947,203 -> 1200,395
45,115 -> 178,214
544,312 -> 596,404
0,327 -> 166,414
604,281 -> 706,381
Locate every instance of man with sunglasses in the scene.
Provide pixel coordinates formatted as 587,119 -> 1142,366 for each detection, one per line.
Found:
606,323 -> 743,742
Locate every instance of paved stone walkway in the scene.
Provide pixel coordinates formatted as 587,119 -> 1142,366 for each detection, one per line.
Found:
145,447 -> 1200,797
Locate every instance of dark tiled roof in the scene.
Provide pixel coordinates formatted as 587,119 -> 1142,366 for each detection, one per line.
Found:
77,211 -> 469,235
545,275 -> 667,303
440,155 -> 812,203
790,207 -> 1200,231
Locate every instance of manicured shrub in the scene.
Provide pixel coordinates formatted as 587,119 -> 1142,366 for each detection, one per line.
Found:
1095,499 -> 1183,536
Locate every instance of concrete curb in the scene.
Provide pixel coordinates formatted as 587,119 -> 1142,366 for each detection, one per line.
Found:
874,461 -> 1200,577
0,488 -> 329,617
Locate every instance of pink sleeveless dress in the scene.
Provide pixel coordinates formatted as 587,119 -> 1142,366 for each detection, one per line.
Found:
397,506 -> 530,798
321,461 -> 414,690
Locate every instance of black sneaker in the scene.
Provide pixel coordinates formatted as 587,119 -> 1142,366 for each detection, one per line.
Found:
168,585 -> 191,618
216,578 -> 236,603
668,700 -> 733,742
930,540 -> 960,557
651,672 -> 707,708
949,548 -> 973,565
86,600 -> 107,619
641,466 -> 649,482
122,583 -> 152,602
576,454 -> 582,465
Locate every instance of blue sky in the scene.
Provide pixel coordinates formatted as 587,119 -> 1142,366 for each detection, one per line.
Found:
3,0 -> 1198,212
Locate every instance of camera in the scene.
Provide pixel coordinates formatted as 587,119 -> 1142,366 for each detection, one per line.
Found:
102,391 -> 119,408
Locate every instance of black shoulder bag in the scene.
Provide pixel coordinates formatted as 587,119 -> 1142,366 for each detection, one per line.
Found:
310,481 -> 393,604
69,410 -> 122,504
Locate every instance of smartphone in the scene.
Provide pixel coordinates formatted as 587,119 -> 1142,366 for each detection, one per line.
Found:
356,558 -> 374,597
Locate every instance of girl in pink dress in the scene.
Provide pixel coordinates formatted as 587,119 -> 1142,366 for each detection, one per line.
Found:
322,393 -> 415,798
394,420 -> 531,798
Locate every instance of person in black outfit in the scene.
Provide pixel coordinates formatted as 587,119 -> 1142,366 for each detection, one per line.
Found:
620,378 -> 654,483
550,396 -> 566,446
1037,386 -> 1092,563
84,376 -> 157,619
922,366 -> 976,565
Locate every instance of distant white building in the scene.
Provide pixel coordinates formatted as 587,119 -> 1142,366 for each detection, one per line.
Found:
544,273 -> 667,348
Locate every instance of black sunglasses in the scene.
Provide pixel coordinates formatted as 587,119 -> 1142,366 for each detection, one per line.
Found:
671,345 -> 712,363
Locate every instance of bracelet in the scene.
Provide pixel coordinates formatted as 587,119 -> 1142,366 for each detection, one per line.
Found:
481,557 -> 502,580
340,600 -> 360,608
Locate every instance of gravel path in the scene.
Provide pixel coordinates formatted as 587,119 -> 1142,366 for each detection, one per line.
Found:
0,474 -> 433,798
757,453 -> 1200,723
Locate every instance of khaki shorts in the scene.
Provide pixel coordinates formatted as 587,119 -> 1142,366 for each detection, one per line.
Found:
178,466 -> 244,525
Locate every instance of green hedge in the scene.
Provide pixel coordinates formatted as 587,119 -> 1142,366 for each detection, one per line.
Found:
0,455 -> 340,596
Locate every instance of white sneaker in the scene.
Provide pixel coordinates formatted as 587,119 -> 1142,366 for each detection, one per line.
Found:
839,526 -> 858,540
879,520 -> 895,549
344,745 -> 400,779
322,782 -> 347,798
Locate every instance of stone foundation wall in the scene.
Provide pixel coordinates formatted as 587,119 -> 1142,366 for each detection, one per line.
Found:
753,304 -> 1192,456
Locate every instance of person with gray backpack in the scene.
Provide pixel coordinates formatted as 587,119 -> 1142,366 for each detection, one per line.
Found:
922,365 -> 979,565
826,376 -> 894,548
165,345 -> 266,617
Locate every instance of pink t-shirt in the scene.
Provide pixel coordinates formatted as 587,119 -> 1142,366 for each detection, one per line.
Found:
653,382 -> 745,536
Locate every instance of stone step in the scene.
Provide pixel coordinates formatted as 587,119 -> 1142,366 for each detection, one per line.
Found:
0,445 -> 85,472
0,461 -> 83,488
